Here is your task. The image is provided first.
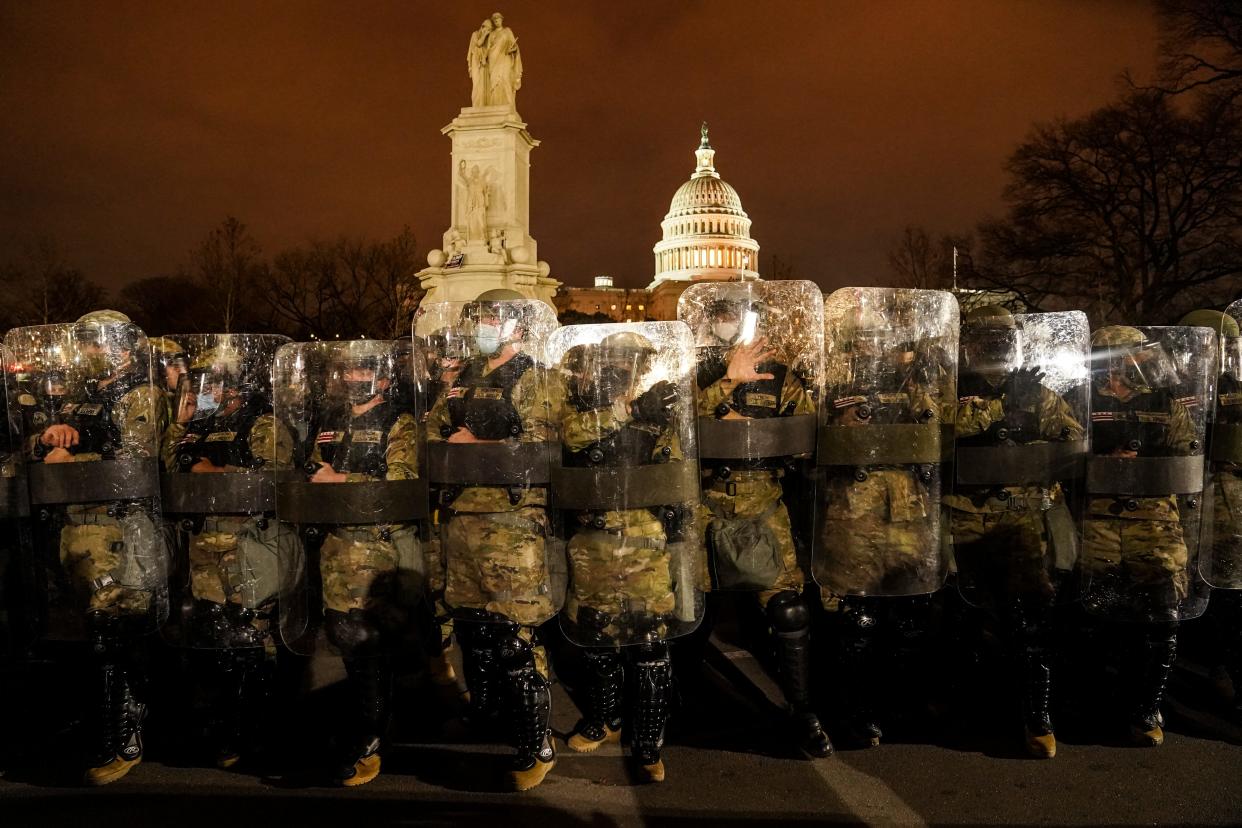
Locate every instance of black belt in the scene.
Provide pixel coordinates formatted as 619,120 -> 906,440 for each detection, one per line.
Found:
29,458 -> 159,505
551,462 -> 699,510
1085,454 -> 1205,496
427,441 -> 557,486
161,472 -> 276,514
697,414 -> 817,459
955,440 -> 1087,486
276,478 -> 429,524
817,424 -> 945,466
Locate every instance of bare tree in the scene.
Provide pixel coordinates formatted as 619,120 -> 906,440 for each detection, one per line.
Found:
974,91 -> 1242,324
887,226 -> 973,290
116,273 -> 214,335
1151,0 -> 1242,98
190,217 -> 264,332
0,238 -> 107,327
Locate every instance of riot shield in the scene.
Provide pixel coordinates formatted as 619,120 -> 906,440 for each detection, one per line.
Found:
158,333 -> 292,650
677,280 -> 822,592
1202,301 -> 1242,589
1080,325 -> 1213,622
414,298 -> 562,628
546,322 -> 703,647
0,348 -> 34,657
4,319 -> 168,640
273,340 -> 430,657
812,287 -> 958,597
949,310 -> 1090,609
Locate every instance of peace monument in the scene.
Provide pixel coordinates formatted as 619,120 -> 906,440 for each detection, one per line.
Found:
417,11 -> 559,305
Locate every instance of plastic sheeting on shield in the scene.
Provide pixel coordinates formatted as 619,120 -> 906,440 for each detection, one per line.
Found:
273,340 -> 430,657
950,311 -> 1090,610
677,280 -> 823,591
0,348 -> 35,656
546,322 -> 704,647
1080,325 -> 1214,622
415,298 -> 562,627
157,333 -> 291,650
1200,299 -> 1242,589
812,287 -> 958,597
4,320 -> 168,641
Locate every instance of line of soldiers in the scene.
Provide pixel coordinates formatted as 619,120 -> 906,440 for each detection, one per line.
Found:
0,283 -> 1238,791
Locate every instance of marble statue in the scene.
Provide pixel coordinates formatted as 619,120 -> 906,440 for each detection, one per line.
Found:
466,12 -> 522,109
459,161 -> 490,242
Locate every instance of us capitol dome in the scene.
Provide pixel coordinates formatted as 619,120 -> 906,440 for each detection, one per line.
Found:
649,123 -> 761,288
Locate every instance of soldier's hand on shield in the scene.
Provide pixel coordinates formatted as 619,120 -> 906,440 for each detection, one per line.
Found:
631,380 -> 678,425
40,423 -> 79,448
190,458 -> 226,473
43,447 -> 74,463
726,338 -> 776,383
1110,448 -> 1139,459
446,426 -> 483,444
310,464 -> 349,483
1004,366 -> 1046,411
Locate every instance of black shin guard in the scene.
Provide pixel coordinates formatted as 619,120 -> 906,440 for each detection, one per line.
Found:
1134,622 -> 1178,729
631,641 -> 672,764
499,632 -> 553,768
767,591 -> 832,756
838,597 -> 882,743
580,648 -> 624,736
1010,600 -> 1054,736
457,620 -> 503,723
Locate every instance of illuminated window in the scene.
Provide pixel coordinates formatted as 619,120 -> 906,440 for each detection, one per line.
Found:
611,304 -> 617,310
625,305 -> 632,310
638,304 -> 645,310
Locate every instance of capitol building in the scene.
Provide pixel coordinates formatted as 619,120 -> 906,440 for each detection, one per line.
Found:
555,124 -> 761,322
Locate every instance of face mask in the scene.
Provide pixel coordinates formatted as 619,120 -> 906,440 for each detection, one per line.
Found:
476,324 -> 503,356
195,392 -> 219,419
345,380 -> 378,405
712,322 -> 739,344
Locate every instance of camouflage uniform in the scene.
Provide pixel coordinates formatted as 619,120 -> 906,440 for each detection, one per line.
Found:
424,290 -> 559,791
1080,325 -> 1203,747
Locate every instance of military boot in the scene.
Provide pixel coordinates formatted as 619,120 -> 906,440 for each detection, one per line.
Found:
1020,651 -> 1056,759
567,649 -> 624,753
334,656 -> 390,786
1129,625 -> 1177,747
459,623 -> 503,733
631,644 -> 672,783
507,669 -> 555,791
839,599 -> 883,747
85,668 -> 145,786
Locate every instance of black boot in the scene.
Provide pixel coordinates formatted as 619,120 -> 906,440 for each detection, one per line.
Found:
631,642 -> 673,783
458,621 -> 502,731
1130,623 -> 1178,747
500,631 -> 555,791
767,592 -> 832,758
332,656 -> 390,787
839,598 -> 883,747
567,648 -> 623,752
1011,602 -> 1056,758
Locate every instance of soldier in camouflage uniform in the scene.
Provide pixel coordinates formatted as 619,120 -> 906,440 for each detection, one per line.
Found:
689,295 -> 832,758
1080,325 -> 1200,746
303,341 -> 423,786
149,337 -> 189,411
425,289 -> 560,791
557,332 -> 690,783
947,306 -> 1086,758
23,310 -> 167,785
1181,308 -> 1242,720
816,292 -> 955,747
162,342 -> 289,768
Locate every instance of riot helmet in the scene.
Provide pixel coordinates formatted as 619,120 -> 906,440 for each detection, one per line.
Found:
1179,309 -> 1242,382
962,305 -> 1023,377
149,336 -> 190,394
1090,325 -> 1180,398
465,289 -> 527,357
330,341 -> 394,406
180,345 -> 250,421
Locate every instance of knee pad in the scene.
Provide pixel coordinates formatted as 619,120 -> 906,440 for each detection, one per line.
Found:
324,608 -> 382,657
766,591 -> 811,636
839,597 -> 878,634
498,631 -> 537,676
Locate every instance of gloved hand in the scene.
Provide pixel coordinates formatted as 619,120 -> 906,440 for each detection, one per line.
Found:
1004,366 -> 1046,412
630,381 -> 678,425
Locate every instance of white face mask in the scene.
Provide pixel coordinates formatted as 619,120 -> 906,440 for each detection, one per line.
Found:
712,322 -> 739,344
475,323 -> 503,356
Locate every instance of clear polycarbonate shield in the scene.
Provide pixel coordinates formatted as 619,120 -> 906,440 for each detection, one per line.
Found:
158,334 -> 292,650
812,287 -> 958,597
0,348 -> 34,656
546,322 -> 703,647
273,340 -> 430,656
678,280 -> 823,591
415,298 -> 562,627
4,320 -> 168,641
1081,326 -> 1214,622
1201,300 -> 1242,589
950,311 -> 1090,609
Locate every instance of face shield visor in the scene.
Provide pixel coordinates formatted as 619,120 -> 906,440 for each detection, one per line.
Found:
1092,341 -> 1180,394
1222,336 -> 1242,382
964,328 -> 1023,376
335,358 -> 390,405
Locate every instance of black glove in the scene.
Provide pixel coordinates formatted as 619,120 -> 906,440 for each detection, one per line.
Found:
1004,366 -> 1045,412
630,381 -> 678,425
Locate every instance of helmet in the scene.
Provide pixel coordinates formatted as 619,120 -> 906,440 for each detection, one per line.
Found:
332,340 -> 394,405
1179,309 -> 1241,338
76,309 -> 132,326
962,305 -> 1017,330
962,305 -> 1021,374
465,293 -> 529,356
181,346 -> 254,421
1090,326 -> 1177,393
475,288 -> 525,302
149,336 -> 187,356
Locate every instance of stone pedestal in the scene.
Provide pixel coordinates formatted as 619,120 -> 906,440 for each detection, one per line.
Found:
417,106 -> 560,306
